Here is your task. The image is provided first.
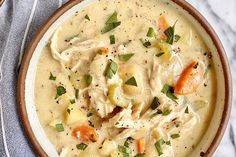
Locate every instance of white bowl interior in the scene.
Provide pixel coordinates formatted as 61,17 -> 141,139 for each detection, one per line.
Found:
24,0 -> 226,156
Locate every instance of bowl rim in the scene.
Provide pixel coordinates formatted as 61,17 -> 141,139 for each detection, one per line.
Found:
17,0 -> 232,156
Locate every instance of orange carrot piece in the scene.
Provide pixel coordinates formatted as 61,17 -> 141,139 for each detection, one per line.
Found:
175,61 -> 204,95
97,47 -> 109,55
137,138 -> 145,154
158,15 -> 169,39
71,125 -> 98,143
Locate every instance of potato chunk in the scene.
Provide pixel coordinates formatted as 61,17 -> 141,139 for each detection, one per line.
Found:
65,104 -> 87,125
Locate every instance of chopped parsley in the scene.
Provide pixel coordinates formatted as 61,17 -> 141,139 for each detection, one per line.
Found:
161,84 -> 178,103
55,86 -> 66,99
75,88 -> 79,99
147,27 -> 156,37
105,60 -> 118,79
164,21 -> 177,45
85,14 -> 90,21
150,97 -> 160,110
84,74 -> 93,86
124,137 -> 134,147
76,143 -> 88,150
106,11 -> 118,24
101,11 -> 121,34
49,72 -> 56,80
185,106 -> 189,114
118,53 -> 134,61
55,123 -> 64,132
118,145 -> 131,157
134,153 -> 145,157
125,76 -> 137,86
162,108 -> 172,116
155,139 -> 165,156
140,39 -> 151,48
70,99 -> 76,104
171,134 -> 180,139
109,35 -> 115,44
174,34 -> 181,42
150,109 -> 163,118
166,141 -> 171,145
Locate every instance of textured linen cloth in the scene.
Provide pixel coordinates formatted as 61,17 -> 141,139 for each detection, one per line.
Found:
0,0 -> 68,156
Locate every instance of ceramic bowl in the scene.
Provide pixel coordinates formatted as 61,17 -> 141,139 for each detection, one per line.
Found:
17,0 -> 232,156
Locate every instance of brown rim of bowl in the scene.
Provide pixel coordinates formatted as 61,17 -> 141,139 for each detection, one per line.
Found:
0,0 -> 5,7
17,0 -> 232,156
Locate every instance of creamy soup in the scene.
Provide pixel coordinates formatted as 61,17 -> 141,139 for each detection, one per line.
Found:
35,0 -> 216,156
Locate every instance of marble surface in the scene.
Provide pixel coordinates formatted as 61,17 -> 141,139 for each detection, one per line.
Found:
0,0 -> 235,157
186,0 -> 236,156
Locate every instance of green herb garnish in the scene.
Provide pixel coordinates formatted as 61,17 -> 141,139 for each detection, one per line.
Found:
84,74 -> 93,86
70,99 -> 76,104
125,76 -> 137,86
101,22 -> 121,34
75,88 -> 79,99
85,14 -> 90,21
150,97 -> 160,110
161,84 -> 178,103
118,53 -> 134,61
55,86 -> 66,99
110,35 -> 115,44
164,21 -> 177,45
162,108 -> 172,116
155,139 -> 165,156
55,123 -> 64,132
174,34 -> 181,42
49,72 -> 56,80
118,145 -> 131,156
101,12 -> 121,34
76,143 -> 88,150
171,134 -> 180,139
140,39 -> 151,48
106,11 -> 118,24
156,52 -> 165,57
147,27 -> 156,37
150,109 -> 163,118
106,60 -> 118,79
166,141 -> 171,145
134,153 -> 145,157
185,106 -> 189,114
124,137 -> 134,147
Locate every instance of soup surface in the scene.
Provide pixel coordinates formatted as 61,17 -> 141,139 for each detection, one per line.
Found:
35,0 -> 216,156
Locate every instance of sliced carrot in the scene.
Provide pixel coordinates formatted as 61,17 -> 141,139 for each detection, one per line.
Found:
97,47 -> 109,55
137,138 -> 145,154
71,125 -> 98,143
175,61 -> 204,95
157,15 -> 169,39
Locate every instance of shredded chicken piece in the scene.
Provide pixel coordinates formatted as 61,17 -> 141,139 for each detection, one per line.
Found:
59,147 -> 69,157
107,104 -> 135,129
50,27 -> 105,65
88,88 -> 115,118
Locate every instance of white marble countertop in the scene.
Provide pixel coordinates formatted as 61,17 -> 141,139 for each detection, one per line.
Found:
186,0 -> 236,156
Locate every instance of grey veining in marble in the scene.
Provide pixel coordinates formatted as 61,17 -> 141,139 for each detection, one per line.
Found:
0,0 -> 235,156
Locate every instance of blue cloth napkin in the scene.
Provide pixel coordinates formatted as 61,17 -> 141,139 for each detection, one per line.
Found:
0,0 -> 68,156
